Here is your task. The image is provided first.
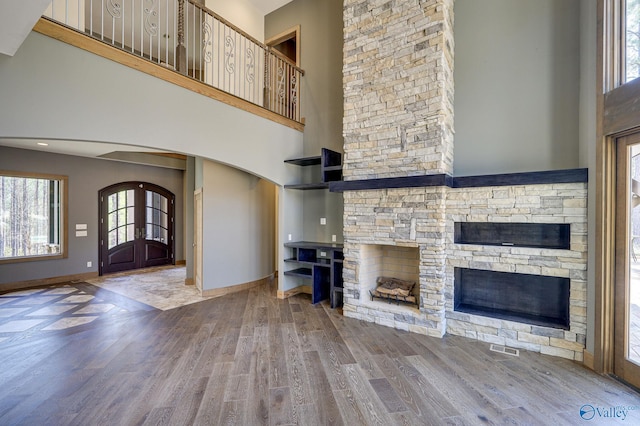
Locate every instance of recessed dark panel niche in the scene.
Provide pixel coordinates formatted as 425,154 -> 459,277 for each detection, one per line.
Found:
454,268 -> 570,329
454,222 -> 570,249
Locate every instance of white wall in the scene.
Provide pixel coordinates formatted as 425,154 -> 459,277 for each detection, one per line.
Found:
206,0 -> 264,42
0,31 -> 303,186
454,0 -> 581,176
201,160 -> 276,289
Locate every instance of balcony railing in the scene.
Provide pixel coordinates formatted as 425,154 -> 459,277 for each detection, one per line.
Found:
43,0 -> 304,123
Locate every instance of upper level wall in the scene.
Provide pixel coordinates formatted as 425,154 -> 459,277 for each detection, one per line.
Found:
0,31 -> 304,186
453,0 -> 581,176
265,0 -> 343,158
206,0 -> 264,42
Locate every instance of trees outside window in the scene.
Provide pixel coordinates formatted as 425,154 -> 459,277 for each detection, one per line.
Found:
626,0 -> 640,82
0,172 -> 67,262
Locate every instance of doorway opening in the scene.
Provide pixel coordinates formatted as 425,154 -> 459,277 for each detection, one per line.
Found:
99,182 -> 175,275
266,25 -> 300,66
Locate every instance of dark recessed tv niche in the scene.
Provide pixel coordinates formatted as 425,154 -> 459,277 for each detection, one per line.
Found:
454,222 -> 570,249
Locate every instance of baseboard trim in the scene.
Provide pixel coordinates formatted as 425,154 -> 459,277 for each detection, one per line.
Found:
0,272 -> 99,293
176,260 -> 186,266
277,285 -> 311,299
583,350 -> 595,370
201,274 -> 274,298
184,278 -> 194,286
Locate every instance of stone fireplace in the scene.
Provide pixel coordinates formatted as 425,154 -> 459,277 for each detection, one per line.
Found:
338,0 -> 587,361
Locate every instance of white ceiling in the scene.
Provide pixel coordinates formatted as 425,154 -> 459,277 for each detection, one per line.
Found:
0,0 -> 52,56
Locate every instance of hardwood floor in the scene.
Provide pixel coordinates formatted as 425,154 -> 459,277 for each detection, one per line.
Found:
0,279 -> 639,425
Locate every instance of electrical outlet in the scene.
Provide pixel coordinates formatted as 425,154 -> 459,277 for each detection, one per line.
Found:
320,217 -> 326,225
87,261 -> 92,268
288,234 -> 292,241
320,251 -> 327,257
332,235 -> 337,242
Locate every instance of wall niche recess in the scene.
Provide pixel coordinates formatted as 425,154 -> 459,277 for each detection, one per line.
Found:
454,222 -> 570,249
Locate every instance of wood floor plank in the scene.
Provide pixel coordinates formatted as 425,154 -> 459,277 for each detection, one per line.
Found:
246,325 -> 269,426
371,354 -> 440,419
269,386 -> 294,426
224,374 -> 250,402
141,407 -> 174,426
342,364 -> 393,425
231,335 -> 254,375
268,323 -> 289,388
165,375 -> 208,426
343,336 -> 386,380
280,300 -> 294,324
310,330 -> 349,391
218,400 -> 247,426
192,363 -> 233,424
314,307 -> 357,365
384,355 -> 460,419
303,350 -> 344,426
369,377 -> 407,413
282,323 -> 312,406
334,388 -> 368,426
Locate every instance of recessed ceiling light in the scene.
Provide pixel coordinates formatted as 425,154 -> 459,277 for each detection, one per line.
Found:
37,142 -> 49,146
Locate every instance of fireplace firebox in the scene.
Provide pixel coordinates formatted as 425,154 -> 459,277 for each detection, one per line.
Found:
454,268 -> 570,330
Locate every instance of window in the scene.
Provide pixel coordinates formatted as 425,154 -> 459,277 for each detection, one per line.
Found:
625,0 -> 640,82
0,171 -> 68,263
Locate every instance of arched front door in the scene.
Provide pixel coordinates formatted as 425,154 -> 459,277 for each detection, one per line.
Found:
99,182 -> 174,275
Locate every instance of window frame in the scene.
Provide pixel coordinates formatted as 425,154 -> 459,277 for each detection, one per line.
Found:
595,0 -> 640,374
0,170 -> 68,264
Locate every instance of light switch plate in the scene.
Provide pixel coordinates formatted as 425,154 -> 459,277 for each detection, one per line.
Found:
320,217 -> 326,225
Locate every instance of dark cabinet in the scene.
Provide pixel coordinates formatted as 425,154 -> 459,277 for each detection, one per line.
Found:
284,241 -> 344,307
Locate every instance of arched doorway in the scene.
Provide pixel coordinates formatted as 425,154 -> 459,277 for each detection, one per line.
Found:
99,182 -> 175,275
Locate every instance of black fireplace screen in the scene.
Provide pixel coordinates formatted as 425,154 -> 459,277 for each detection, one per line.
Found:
454,268 -> 570,330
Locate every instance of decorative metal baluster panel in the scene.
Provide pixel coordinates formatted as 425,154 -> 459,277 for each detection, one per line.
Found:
43,0 -> 303,122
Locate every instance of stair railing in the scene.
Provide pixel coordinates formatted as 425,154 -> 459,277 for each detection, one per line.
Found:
43,0 -> 304,123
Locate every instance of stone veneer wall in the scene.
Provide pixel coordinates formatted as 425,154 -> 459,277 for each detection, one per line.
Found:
342,182 -> 588,360
446,182 -> 588,361
343,186 -> 449,337
343,0 -> 455,179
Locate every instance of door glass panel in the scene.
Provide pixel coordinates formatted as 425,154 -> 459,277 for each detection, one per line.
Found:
107,190 -> 136,249
626,0 -> 640,82
628,145 -> 640,365
145,191 -> 169,242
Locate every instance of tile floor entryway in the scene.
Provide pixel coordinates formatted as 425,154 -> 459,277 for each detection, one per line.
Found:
0,266 -> 199,344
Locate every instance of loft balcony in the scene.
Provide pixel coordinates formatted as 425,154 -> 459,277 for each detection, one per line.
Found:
41,0 -> 304,129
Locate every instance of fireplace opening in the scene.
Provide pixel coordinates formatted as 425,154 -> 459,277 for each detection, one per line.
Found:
359,244 -> 420,308
454,268 -> 570,329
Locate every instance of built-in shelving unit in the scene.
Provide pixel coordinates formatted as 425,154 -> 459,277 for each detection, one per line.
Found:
284,241 -> 344,307
284,148 -> 342,190
282,148 -> 344,307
